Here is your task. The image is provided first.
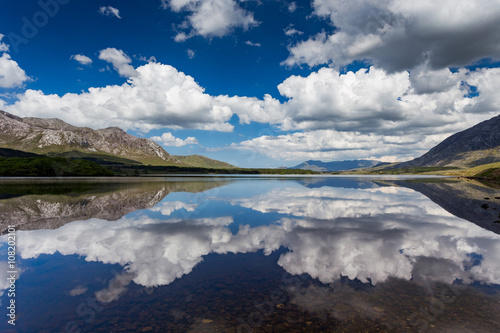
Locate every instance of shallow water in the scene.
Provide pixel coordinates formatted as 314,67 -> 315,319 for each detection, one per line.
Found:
1,176 -> 500,332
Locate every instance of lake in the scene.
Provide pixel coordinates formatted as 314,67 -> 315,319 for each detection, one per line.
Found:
1,175 -> 500,332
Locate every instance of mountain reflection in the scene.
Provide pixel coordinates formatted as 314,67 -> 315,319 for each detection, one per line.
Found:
0,178 -> 230,234
10,178 -> 500,291
394,179 -> 500,234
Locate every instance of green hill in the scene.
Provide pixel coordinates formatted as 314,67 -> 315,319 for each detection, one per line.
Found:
173,155 -> 236,169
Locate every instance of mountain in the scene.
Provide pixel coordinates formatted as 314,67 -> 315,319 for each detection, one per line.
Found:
0,110 -> 178,166
174,154 -> 236,169
291,159 -> 382,172
400,114 -> 500,168
0,111 -> 235,169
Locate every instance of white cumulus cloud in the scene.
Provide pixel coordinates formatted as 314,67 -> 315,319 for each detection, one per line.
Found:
164,0 -> 259,40
151,132 -> 199,147
70,54 -> 93,65
5,60 -> 234,132
0,53 -> 29,88
99,6 -> 122,19
232,129 -> 448,162
98,48 -> 137,77
284,0 -> 500,71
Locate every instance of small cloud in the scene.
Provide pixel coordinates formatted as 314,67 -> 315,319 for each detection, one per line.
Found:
0,34 -> 9,52
99,6 -> 122,19
151,132 -> 199,147
67,285 -> 88,296
70,54 -> 93,65
245,41 -> 261,47
174,32 -> 191,43
187,49 -> 195,59
288,2 -> 297,13
284,24 -> 303,36
138,55 -> 157,63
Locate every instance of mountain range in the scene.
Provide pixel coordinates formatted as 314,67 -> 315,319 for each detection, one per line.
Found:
0,110 -> 234,169
291,159 -> 383,172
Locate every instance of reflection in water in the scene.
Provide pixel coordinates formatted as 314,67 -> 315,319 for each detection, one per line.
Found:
395,179 -> 500,234
1,176 -> 500,332
0,178 -> 230,233
10,180 -> 500,287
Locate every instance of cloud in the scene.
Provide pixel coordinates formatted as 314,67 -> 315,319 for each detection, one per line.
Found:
0,34 -> 9,52
288,2 -> 297,12
164,0 -> 259,40
187,49 -> 195,59
284,25 -> 303,36
70,54 -> 93,65
284,0 -> 500,71
245,40 -> 261,47
274,66 -> 498,134
67,285 -> 88,296
4,46 -> 500,161
138,55 -> 157,63
99,6 -> 122,19
98,48 -> 136,77
5,54 -> 235,132
232,129 -> 449,162
224,65 -> 500,162
151,132 -> 199,147
0,34 -> 29,88
0,53 -> 30,88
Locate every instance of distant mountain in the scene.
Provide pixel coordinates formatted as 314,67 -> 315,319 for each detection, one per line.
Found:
174,155 -> 235,169
291,159 -> 382,172
0,111 -> 234,169
400,114 -> 500,168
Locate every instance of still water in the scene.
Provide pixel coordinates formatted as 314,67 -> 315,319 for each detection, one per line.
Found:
1,175 -> 500,332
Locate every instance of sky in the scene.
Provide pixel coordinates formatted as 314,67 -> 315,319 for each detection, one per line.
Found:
1,0 -> 500,168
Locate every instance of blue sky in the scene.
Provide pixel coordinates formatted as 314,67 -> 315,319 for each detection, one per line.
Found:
1,0 -> 500,167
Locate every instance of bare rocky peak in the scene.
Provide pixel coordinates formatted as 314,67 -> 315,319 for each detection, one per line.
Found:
21,116 -> 80,131
0,110 -> 177,164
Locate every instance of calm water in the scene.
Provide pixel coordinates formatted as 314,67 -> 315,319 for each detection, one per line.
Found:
1,175 -> 500,332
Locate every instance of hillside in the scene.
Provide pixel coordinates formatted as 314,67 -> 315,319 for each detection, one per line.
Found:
291,159 -> 382,172
0,110 -> 179,166
399,114 -> 500,168
0,156 -> 114,177
174,155 -> 236,169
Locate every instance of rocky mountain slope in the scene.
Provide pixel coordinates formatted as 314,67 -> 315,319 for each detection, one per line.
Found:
0,110 -> 179,166
400,114 -> 500,168
291,159 -> 382,172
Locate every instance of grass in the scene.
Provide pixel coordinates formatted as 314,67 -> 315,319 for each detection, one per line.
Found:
0,157 -> 114,177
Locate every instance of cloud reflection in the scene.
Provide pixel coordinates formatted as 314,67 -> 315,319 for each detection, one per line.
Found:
5,183 -> 500,295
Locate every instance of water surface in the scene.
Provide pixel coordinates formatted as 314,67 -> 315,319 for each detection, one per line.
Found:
1,176 -> 500,332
